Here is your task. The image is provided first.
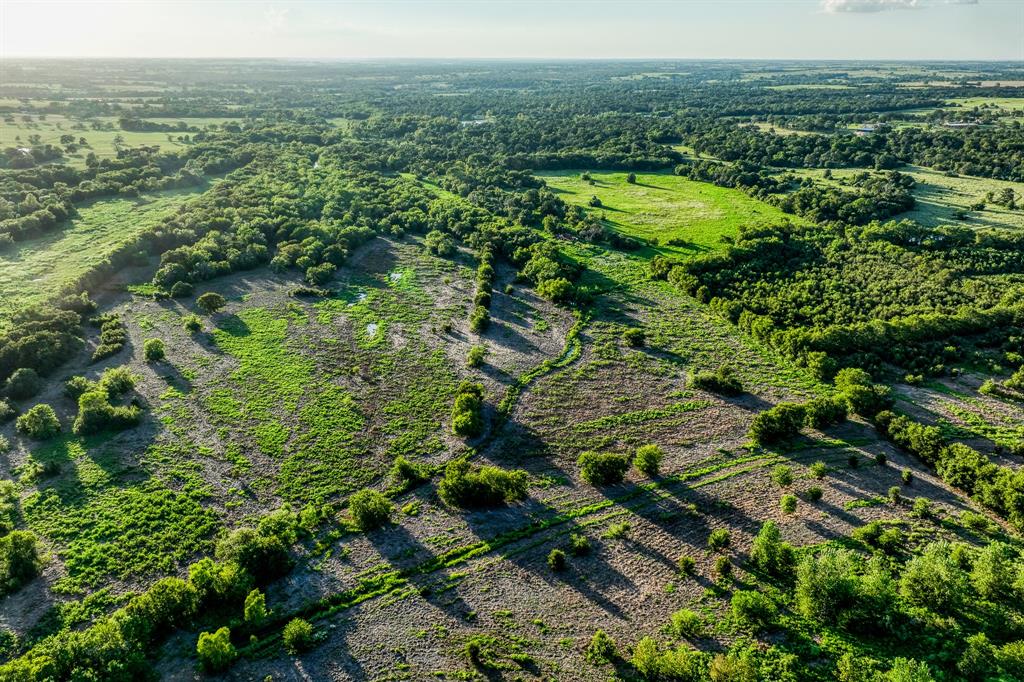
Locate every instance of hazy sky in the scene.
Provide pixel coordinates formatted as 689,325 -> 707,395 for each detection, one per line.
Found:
2,0 -> 1021,60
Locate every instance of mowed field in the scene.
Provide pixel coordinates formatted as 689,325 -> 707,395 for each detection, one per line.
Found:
0,184 -> 209,329
537,171 -> 802,257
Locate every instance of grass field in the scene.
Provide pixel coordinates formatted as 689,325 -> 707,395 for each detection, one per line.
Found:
793,165 -> 1024,231
537,170 -> 803,257
0,115 -> 240,168
0,183 -> 210,328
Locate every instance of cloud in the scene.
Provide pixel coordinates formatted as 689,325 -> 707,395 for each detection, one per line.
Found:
260,7 -> 289,35
821,0 -> 977,13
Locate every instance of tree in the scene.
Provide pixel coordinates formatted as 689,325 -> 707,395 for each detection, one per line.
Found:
348,489 -> 393,530
197,292 -> 227,314
0,530 -> 42,596
578,451 -> 629,486
795,547 -> 859,623
143,338 -> 165,362
15,404 -> 60,439
243,589 -> 268,625
282,618 -> 314,654
196,627 -> 236,672
899,541 -> 968,614
451,382 -> 484,438
749,521 -> 794,577
5,368 -> 41,400
731,590 -> 777,631
626,172 -> 637,184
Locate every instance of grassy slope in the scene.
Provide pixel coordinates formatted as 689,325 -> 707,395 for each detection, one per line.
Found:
0,184 -> 210,329
537,171 -> 804,258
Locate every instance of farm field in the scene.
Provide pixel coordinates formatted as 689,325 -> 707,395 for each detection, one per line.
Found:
537,171 -> 803,257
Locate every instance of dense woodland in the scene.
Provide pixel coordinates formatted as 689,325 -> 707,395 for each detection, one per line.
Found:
0,60 -> 1023,681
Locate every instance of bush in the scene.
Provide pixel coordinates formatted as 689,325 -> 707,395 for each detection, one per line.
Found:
888,486 -> 902,504
731,590 -> 777,630
806,486 -> 824,502
623,327 -> 645,347
183,314 -> 202,333
438,460 -> 528,508
170,281 -> 193,298
0,399 -> 14,423
710,653 -> 758,682
900,542 -> 968,613
634,444 -> 663,476
568,533 -> 591,556
0,531 -> 42,596
242,588 -> 268,625
537,277 -> 574,303
72,389 -> 142,435
64,375 -> 96,400
451,382 -> 485,438
466,344 -> 487,368
804,395 -> 847,429
835,368 -> 893,418
143,338 -> 165,362
196,626 -> 236,672
282,618 -> 315,654
809,461 -> 828,479
749,403 -> 806,444
770,465 -> 793,487
691,365 -> 743,396
795,547 -> 859,623
749,521 -> 794,577
671,609 -> 704,638
586,629 -> 616,663
390,455 -> 429,491
188,557 -> 253,606
677,555 -> 696,576
632,637 -> 702,681
547,548 -> 566,571
349,489 -> 393,530
15,404 -> 60,440
0,436 -> 7,454
5,368 -> 41,400
469,305 -> 490,333
780,494 -> 798,514
215,526 -> 292,584
578,451 -> 629,486
627,172 -> 637,184
197,292 -> 227,314
714,556 -> 732,578
708,528 -> 731,551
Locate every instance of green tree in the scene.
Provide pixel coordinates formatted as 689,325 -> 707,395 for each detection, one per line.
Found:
197,627 -> 236,672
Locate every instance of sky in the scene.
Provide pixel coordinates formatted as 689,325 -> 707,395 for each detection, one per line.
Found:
1,0 -> 1021,61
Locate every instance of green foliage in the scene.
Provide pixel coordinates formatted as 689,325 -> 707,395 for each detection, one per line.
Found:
770,464 -> 793,487
795,547 -> 860,624
632,636 -> 704,681
63,375 -> 96,400
215,524 -> 292,585
197,626 -> 236,672
182,314 -> 202,333
390,455 -> 429,491
749,521 -> 794,577
196,292 -> 226,314
0,398 -> 14,423
731,590 -> 777,631
690,365 -> 742,396
671,609 -> 703,638
677,555 -> 696,576
282,618 -> 315,655
536,276 -> 574,303
780,494 -> 798,514
708,528 -> 731,551
578,451 -> 629,486
749,402 -> 805,444
466,344 -> 487,368
899,541 -> 968,614
623,327 -> 645,347
142,337 -> 165,362
15,404 -> 60,439
72,389 -> 141,436
634,444 -> 663,476
348,489 -> 393,530
437,460 -> 528,508
451,381 -> 484,437
5,368 -> 41,400
568,533 -> 591,556
0,531 -> 42,597
714,556 -> 732,578
547,548 -> 566,571
189,558 -> 253,606
836,369 -> 893,418
586,629 -> 616,664
804,395 -> 848,429
809,461 -> 828,478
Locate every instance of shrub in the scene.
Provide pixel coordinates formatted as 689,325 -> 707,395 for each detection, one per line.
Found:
537,277 -> 574,303
911,497 -> 933,519
568,533 -> 591,556
632,637 -> 702,680
196,626 -> 236,672
970,541 -> 1016,601
634,444 -> 663,476
899,542 -> 967,614
627,172 -> 637,184
143,338 -> 165,362
349,489 -> 393,530
809,461 -> 828,479
691,365 -> 743,396
780,494 -> 798,514
390,455 -> 429,491
677,555 -> 696,576
708,529 -> 731,551
72,389 -> 142,435
886,658 -> 935,682
196,292 -> 227,314
451,382 -> 484,438
466,344 -> 487,368
714,556 -> 732,578
623,328 -> 645,347
438,460 -> 528,508
586,629 -> 616,664
835,368 -> 893,418
547,548 -> 566,571
671,609 -> 704,638
183,314 -> 202,333
888,486 -> 902,504
243,589 -> 268,625
578,451 -> 629,486
15,404 -> 60,439
804,395 -> 848,429
64,375 -> 96,400
0,531 -> 42,596
0,436 -> 7,454
282,618 -> 315,654
731,590 -> 777,630
0,399 -> 14,423
848,454 -> 860,469
5,368 -> 41,400
770,465 -> 793,487
749,521 -> 794,577
709,653 -> 758,682
188,558 -> 253,606
806,486 -> 824,502
795,547 -> 859,623
749,403 -> 806,444
875,452 -> 887,466
215,526 -> 292,584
